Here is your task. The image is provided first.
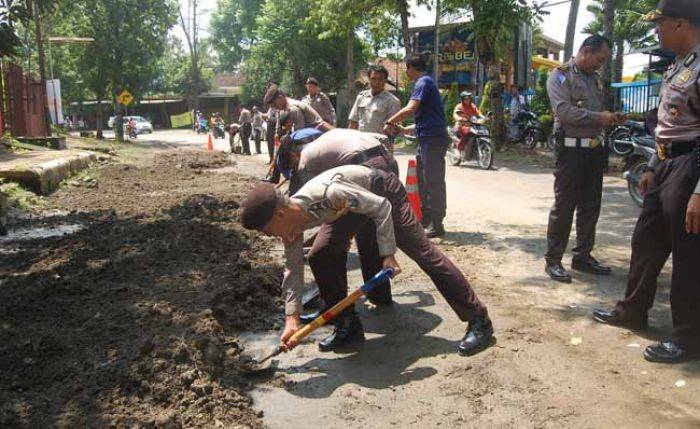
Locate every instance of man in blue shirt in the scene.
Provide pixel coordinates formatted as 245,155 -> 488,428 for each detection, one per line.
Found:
385,53 -> 449,238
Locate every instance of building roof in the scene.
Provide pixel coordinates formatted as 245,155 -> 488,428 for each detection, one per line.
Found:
538,35 -> 564,51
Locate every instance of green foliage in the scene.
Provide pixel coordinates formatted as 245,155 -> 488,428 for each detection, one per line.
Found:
0,0 -> 54,57
208,0 -> 264,71
479,81 -> 492,113
537,113 -> 553,141
530,68 -> 551,117
240,0 -> 369,104
444,82 -> 459,126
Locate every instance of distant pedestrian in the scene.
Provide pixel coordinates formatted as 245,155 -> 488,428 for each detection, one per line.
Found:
239,106 -> 253,155
252,106 -> 264,155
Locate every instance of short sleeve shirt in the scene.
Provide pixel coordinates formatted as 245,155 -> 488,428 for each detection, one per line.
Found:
349,89 -> 402,134
410,75 -> 447,138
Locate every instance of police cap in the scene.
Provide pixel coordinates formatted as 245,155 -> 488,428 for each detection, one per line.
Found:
643,0 -> 700,24
240,182 -> 281,231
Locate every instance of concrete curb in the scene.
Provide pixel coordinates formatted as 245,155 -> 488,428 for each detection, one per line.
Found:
0,151 -> 96,195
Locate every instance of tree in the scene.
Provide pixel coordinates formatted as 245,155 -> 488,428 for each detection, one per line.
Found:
207,0 -> 264,72
0,0 -> 53,57
564,0 -> 580,60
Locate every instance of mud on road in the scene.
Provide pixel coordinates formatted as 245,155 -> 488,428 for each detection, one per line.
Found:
0,151 -> 281,428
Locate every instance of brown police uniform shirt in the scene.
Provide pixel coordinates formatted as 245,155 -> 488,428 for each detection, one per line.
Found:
348,89 -> 402,134
652,42 -> 700,194
283,98 -> 324,131
282,165 -> 396,314
302,92 -> 336,125
547,59 -> 605,138
238,108 -> 252,124
296,129 -> 386,183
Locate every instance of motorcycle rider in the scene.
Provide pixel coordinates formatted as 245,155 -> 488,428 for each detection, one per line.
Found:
453,91 -> 482,155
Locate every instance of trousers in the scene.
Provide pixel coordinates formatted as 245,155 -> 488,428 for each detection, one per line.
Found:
307,168 -> 487,322
616,149 -> 700,350
545,147 -> 605,262
416,135 -> 449,225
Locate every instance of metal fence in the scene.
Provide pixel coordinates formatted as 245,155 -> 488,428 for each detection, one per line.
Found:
612,80 -> 661,114
0,61 -> 48,137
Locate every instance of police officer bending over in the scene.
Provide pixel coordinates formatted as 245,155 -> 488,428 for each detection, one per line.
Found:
544,35 -> 626,283
240,164 -> 495,356
594,0 -> 700,364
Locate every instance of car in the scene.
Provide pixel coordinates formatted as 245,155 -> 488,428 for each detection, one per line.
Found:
109,115 -> 154,134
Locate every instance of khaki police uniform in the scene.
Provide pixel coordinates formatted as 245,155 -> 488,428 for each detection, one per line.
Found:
265,107 -> 278,162
238,108 -> 253,155
302,92 -> 336,126
283,98 -> 324,131
348,89 -> 401,134
616,42 -> 700,351
545,59 -> 607,264
285,162 -> 488,323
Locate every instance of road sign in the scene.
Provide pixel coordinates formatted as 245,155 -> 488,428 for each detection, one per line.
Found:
117,90 -> 134,106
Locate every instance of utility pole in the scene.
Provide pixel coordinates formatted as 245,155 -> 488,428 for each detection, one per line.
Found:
564,0 -> 580,60
434,0 -> 441,83
179,0 -> 201,111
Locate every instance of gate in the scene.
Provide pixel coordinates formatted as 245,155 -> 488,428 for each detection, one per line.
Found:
0,61 -> 48,137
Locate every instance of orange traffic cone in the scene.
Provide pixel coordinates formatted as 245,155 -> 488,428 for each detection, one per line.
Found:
406,159 -> 422,221
206,133 -> 214,151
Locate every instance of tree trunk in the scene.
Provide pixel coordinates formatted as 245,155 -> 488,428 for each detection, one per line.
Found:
346,28 -> 354,88
564,0 -> 581,60
613,39 -> 624,84
433,0 -> 441,83
398,0 -> 411,57
96,98 -> 104,139
601,0 -> 615,110
488,64 -> 506,150
31,0 -> 51,135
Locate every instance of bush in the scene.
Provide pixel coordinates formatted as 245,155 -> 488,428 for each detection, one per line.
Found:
479,81 -> 493,114
444,82 -> 460,126
530,68 -> 551,117
538,113 -> 553,142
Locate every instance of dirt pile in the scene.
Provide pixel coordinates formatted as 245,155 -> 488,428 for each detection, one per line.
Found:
0,151 -> 282,428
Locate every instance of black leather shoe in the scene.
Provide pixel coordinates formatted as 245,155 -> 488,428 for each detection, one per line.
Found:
458,315 -> 494,356
571,255 -> 612,275
318,314 -> 365,352
644,341 -> 697,364
592,308 -> 648,330
300,310 -> 321,325
545,261 -> 572,283
0,224 -> 7,236
424,222 -> 445,238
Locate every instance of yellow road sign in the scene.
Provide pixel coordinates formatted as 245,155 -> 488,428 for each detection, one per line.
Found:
117,90 -> 134,106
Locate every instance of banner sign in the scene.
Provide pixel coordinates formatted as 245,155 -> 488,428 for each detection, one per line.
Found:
415,25 -> 476,85
170,111 -> 193,128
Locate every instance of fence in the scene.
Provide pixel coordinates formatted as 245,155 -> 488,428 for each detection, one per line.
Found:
0,61 -> 48,137
612,80 -> 661,114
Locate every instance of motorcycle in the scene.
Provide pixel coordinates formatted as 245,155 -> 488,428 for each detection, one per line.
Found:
212,121 -> 226,139
623,134 -> 656,207
196,118 -> 209,134
447,116 -> 494,170
508,109 -> 540,149
610,120 -> 647,157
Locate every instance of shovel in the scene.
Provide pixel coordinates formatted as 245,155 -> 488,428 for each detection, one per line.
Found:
242,268 -> 394,372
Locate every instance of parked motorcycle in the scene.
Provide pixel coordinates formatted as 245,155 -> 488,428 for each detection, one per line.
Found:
508,109 -> 540,149
447,117 -> 494,170
610,120 -> 647,157
623,134 -> 656,207
213,121 -> 226,139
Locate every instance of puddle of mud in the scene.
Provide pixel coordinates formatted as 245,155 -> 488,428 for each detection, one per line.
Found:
0,224 -> 83,243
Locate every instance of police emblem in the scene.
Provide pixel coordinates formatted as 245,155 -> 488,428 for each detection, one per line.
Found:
576,100 -> 584,108
675,68 -> 693,84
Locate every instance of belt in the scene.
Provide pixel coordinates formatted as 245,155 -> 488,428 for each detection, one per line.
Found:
655,139 -> 699,161
352,145 -> 387,164
563,137 -> 603,148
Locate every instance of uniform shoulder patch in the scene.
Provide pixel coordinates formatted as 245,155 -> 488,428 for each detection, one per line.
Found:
557,64 -> 570,72
553,69 -> 567,85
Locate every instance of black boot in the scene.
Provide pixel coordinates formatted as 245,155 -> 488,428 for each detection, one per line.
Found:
424,221 -> 445,238
592,308 -> 648,330
644,341 -> 698,364
571,255 -> 611,275
458,315 -> 494,356
545,260 -> 572,283
318,313 -> 365,352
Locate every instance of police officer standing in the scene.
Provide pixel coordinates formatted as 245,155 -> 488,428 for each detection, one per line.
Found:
238,106 -> 253,155
302,77 -> 337,126
348,65 -> 401,136
544,35 -> 626,282
594,0 -> 700,363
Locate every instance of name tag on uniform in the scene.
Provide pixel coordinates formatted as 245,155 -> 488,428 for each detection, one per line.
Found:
675,68 -> 693,84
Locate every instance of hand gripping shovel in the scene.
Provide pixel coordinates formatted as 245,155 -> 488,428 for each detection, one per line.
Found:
247,268 -> 394,370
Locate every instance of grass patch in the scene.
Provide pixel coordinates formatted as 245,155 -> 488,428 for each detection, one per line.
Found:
0,180 -> 46,210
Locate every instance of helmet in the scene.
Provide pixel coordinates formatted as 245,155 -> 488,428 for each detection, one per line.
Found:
460,91 -> 473,99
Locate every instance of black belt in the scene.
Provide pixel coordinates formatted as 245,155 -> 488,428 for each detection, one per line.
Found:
351,145 -> 387,164
657,138 -> 699,161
